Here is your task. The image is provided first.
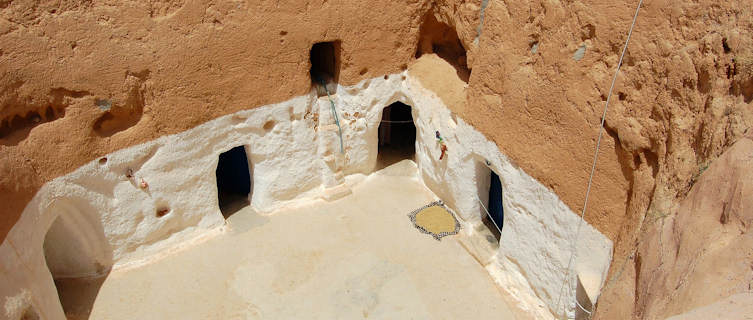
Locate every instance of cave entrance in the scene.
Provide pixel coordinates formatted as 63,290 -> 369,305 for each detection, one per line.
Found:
43,201 -> 112,320
377,102 -> 416,168
415,11 -> 470,82
310,41 -> 341,96
216,146 -> 252,218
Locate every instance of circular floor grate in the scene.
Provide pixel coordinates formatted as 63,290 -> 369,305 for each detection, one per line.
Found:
408,200 -> 461,241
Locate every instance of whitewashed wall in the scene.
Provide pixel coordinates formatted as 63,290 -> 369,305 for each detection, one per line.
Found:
0,73 -> 611,320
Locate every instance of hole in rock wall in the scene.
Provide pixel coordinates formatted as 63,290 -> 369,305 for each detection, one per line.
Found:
43,204 -> 112,320
0,87 -> 86,146
93,70 -> 150,137
216,146 -> 252,218
415,11 -> 470,82
21,306 -> 40,320
0,107 -> 64,146
377,102 -> 416,168
156,207 -> 170,217
310,41 -> 341,96
93,107 -> 142,137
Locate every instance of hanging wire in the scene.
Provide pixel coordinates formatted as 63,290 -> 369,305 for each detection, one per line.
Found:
553,0 -> 644,317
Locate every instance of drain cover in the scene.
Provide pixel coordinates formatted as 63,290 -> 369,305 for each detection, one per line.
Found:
408,200 -> 461,241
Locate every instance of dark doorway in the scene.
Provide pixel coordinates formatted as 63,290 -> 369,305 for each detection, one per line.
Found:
484,170 -> 504,241
216,146 -> 252,218
310,41 -> 341,96
377,102 -> 416,168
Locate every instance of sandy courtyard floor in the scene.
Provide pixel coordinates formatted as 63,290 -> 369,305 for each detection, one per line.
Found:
83,161 -> 515,319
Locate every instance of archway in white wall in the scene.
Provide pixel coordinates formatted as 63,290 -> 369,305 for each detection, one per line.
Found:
216,145 -> 253,219
43,200 -> 112,320
377,101 -> 417,169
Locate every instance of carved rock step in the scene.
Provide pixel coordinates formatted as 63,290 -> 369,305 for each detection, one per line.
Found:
319,124 -> 340,132
458,230 -> 499,266
321,183 -> 352,202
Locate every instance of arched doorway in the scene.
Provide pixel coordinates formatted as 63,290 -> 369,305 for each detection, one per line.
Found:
377,102 -> 417,168
43,200 -> 112,320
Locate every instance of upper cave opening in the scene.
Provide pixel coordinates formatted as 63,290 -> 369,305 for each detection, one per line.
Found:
415,12 -> 470,83
310,41 -> 341,96
216,145 -> 253,219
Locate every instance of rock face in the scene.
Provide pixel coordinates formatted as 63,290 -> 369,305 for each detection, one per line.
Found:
1,0 -> 752,319
634,136 -> 753,319
665,293 -> 753,320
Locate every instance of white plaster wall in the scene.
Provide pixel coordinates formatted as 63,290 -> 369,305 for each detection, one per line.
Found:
400,79 -> 613,319
0,73 -> 611,320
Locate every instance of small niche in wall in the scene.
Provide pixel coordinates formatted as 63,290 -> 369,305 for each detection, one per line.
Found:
20,305 -> 40,320
310,41 -> 341,96
215,146 -> 253,219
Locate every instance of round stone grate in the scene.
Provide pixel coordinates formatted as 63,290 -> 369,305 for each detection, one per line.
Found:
408,200 -> 461,241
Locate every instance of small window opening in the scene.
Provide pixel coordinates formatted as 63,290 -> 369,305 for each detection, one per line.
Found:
216,146 -> 252,218
377,102 -> 416,169
415,11 -> 470,82
310,41 -> 341,96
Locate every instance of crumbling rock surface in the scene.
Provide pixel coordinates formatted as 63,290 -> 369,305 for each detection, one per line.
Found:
1,0 -> 752,318
635,136 -> 753,319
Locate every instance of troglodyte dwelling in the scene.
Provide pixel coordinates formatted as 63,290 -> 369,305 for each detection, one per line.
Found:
1,1 -> 752,319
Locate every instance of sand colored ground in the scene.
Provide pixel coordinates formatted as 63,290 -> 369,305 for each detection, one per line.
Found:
65,161 -> 516,320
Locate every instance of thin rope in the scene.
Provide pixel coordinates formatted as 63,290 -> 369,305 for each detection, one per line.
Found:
378,120 -> 416,124
553,0 -> 643,317
576,300 -> 593,315
318,78 -> 344,154
475,194 -> 502,235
